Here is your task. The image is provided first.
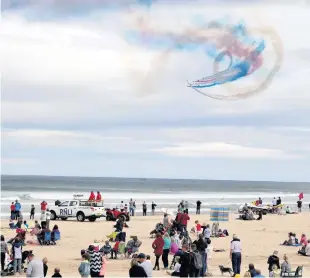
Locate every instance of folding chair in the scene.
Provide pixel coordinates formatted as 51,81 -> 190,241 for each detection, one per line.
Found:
43,232 -> 51,245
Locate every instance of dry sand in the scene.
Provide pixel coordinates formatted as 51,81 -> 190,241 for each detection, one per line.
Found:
1,212 -> 310,277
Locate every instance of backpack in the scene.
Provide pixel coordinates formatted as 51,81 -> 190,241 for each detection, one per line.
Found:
193,251 -> 203,270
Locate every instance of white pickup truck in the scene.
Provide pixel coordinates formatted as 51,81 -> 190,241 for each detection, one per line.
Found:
49,194 -> 105,222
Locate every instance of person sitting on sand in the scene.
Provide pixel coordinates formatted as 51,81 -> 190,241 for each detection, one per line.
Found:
300,234 -> 307,246
248,263 -> 257,277
298,239 -> 310,256
281,254 -> 291,274
269,264 -> 281,277
51,268 -> 62,277
37,226 -> 51,245
100,240 -> 112,257
267,251 -> 280,276
166,256 -> 181,276
282,233 -> 297,246
126,236 -> 142,257
129,258 -> 147,277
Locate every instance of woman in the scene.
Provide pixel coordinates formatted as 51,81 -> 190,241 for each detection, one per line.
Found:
281,254 -> 291,274
300,234 -> 307,246
1,235 -> 9,271
162,233 -> 171,269
129,258 -> 147,277
51,225 -> 60,242
170,238 -> 179,255
152,233 -> 164,271
88,245 -> 103,277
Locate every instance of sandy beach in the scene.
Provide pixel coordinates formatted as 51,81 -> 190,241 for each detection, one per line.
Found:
1,212 -> 309,277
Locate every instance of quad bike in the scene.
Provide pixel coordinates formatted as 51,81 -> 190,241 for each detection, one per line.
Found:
105,208 -> 130,222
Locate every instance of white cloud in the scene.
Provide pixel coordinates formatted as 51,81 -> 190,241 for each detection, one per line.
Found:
152,142 -> 293,159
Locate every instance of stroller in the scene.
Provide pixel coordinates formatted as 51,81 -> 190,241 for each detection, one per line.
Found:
1,250 -> 32,276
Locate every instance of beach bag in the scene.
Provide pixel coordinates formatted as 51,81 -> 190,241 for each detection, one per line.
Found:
193,252 -> 203,270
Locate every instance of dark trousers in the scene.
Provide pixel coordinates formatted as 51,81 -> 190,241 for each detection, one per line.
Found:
14,211 -> 20,220
1,252 -> 6,271
180,267 -> 190,277
196,208 -> 200,214
162,249 -> 169,268
30,213 -> 34,220
111,250 -> 118,259
143,209 -> 147,216
232,252 -> 241,275
154,255 -> 161,269
189,268 -> 200,277
10,211 -> 15,220
90,270 -> 103,277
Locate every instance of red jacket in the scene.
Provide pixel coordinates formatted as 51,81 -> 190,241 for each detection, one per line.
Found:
89,192 -> 95,201
10,204 -> 15,211
152,237 -> 164,255
180,213 -> 190,226
96,193 -> 102,202
41,201 -> 47,211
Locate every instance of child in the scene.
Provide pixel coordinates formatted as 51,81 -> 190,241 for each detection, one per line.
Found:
111,241 -> 120,259
195,220 -> 202,238
78,253 -> 90,278
23,221 -> 29,231
52,268 -> 62,277
100,240 -> 112,257
30,205 -> 35,220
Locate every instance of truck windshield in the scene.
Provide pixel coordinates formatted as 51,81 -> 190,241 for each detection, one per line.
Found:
79,201 -> 104,207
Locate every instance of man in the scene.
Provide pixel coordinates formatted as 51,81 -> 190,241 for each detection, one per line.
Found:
230,234 -> 242,276
40,211 -> 47,229
297,200 -> 302,213
267,250 -> 280,275
129,199 -> 135,216
277,197 -> 281,206
184,201 -> 189,214
40,201 -> 48,214
45,209 -> 51,230
151,202 -> 157,215
272,198 -> 277,207
196,200 -> 201,214
96,192 -> 102,202
89,191 -> 95,201
15,200 -> 21,219
26,253 -> 44,278
179,244 -> 191,277
138,253 -> 153,277
120,201 -> 124,212
43,257 -> 48,277
142,202 -> 147,216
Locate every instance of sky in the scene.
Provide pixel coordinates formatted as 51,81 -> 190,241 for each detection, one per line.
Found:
1,0 -> 310,181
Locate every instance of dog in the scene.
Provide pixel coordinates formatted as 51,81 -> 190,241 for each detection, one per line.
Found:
218,265 -> 234,276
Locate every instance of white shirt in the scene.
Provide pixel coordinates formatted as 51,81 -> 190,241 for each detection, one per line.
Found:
40,212 -> 46,221
174,236 -> 182,249
14,246 -> 22,259
272,199 -> 277,206
140,260 -> 153,277
204,228 -> 211,239
46,211 -> 51,220
174,263 -> 181,272
120,204 -> 124,209
26,259 -> 44,278
230,240 -> 242,253
305,244 -> 310,256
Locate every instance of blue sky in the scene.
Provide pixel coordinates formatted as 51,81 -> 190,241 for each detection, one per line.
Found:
1,0 -> 310,181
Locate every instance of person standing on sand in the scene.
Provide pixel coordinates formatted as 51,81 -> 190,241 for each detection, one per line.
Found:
151,202 -> 157,215
30,205 -> 35,220
143,202 -> 147,216
230,234 -> 242,276
15,200 -> 21,219
1,235 -> 9,272
297,199 -> 302,213
26,253 -> 44,278
120,201 -> 124,212
10,202 -> 15,220
196,200 -> 201,215
152,233 -> 164,271
40,201 -> 47,214
129,199 -> 135,216
43,257 -> 48,277
45,209 -> 51,230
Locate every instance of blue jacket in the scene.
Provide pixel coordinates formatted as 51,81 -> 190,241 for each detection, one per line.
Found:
15,202 -> 21,211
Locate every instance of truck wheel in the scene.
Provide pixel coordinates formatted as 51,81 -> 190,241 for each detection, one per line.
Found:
126,215 -> 130,221
89,216 -> 96,222
77,212 -> 85,222
106,215 -> 112,221
50,211 -> 57,220
118,215 -> 126,222
61,217 -> 68,221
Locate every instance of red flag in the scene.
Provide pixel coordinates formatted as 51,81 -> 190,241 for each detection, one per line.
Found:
298,192 -> 304,200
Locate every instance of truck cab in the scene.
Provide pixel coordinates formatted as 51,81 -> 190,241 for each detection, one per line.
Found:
49,194 -> 105,222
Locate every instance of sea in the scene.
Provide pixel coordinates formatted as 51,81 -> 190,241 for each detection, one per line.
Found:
1,175 -> 309,219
